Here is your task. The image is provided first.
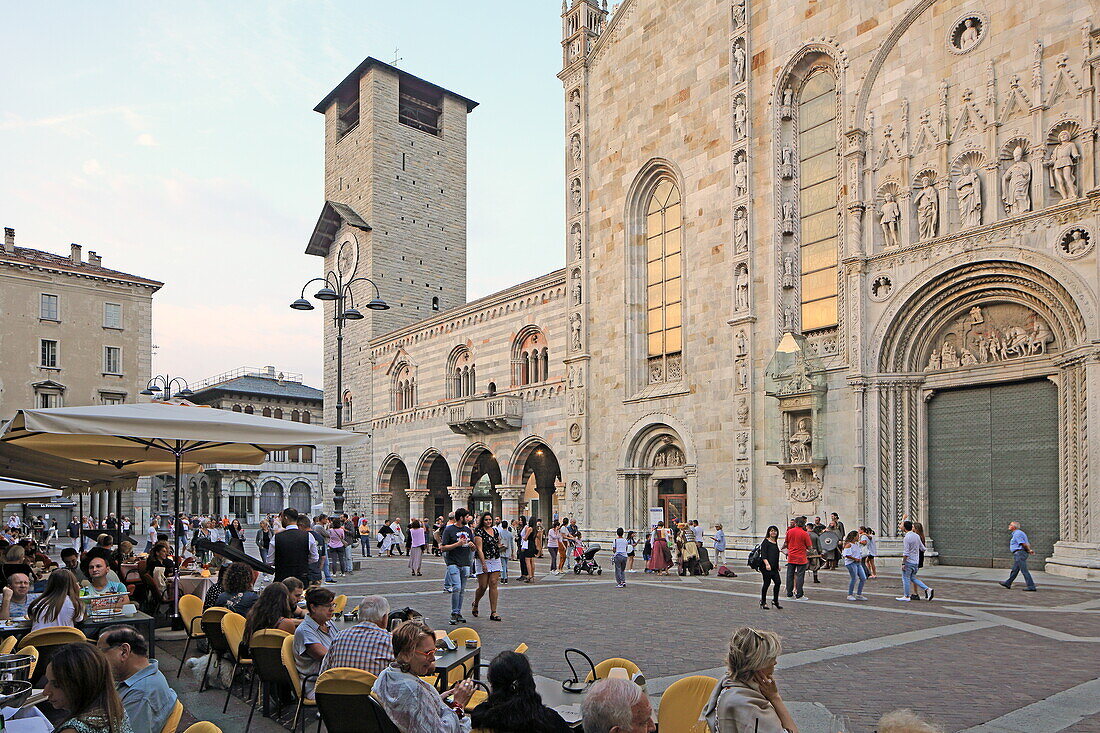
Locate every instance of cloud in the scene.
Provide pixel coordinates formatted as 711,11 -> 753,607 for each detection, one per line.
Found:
0,106 -> 145,135
81,159 -> 102,175
135,132 -> 157,146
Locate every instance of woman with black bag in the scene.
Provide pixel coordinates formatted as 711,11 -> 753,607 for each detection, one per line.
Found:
757,525 -> 783,610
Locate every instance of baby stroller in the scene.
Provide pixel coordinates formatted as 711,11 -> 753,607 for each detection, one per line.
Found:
572,542 -> 603,575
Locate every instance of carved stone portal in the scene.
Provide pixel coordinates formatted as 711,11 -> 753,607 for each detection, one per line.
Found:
924,304 -> 1055,371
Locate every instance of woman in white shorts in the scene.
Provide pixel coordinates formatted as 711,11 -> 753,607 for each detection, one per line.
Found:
471,511 -> 503,622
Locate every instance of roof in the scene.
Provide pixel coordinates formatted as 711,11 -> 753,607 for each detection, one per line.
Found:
305,200 -> 372,257
0,246 -> 163,289
188,375 -> 324,404
314,56 -> 478,114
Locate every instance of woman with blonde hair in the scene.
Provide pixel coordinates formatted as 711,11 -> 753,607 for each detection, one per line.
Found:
701,627 -> 798,732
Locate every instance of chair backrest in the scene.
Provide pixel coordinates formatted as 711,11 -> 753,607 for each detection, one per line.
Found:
201,607 -> 231,655
657,675 -> 718,733
152,566 -> 168,593
447,627 -> 480,648
333,594 -> 348,613
280,634 -> 305,699
220,611 -> 247,662
315,668 -> 386,733
15,626 -> 86,651
178,595 -> 204,638
20,646 -> 38,680
250,629 -> 292,686
514,643 -> 529,655
0,636 -> 16,654
587,657 -> 642,683
182,724 -> 222,733
160,699 -> 184,733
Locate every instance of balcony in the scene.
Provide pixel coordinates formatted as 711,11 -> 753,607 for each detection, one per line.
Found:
447,395 -> 523,434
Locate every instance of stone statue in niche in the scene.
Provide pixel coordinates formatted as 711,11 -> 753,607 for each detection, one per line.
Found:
570,91 -> 581,127
1001,146 -> 1032,215
734,98 -> 747,140
570,135 -> 582,171
736,361 -> 748,391
914,176 -> 938,240
782,255 -> 795,288
788,417 -> 812,464
734,208 -> 748,253
570,179 -> 583,213
781,200 -> 795,235
783,306 -> 796,332
569,312 -> 583,351
734,264 -> 750,310
1061,229 -> 1091,256
779,87 -> 793,120
571,223 -> 582,261
734,152 -> 748,197
958,18 -> 981,50
1046,130 -> 1081,201
735,330 -> 747,356
570,270 -> 582,306
871,275 -> 893,299
880,193 -> 901,247
732,42 -> 746,84
737,397 -> 749,425
779,146 -> 794,180
955,164 -> 982,228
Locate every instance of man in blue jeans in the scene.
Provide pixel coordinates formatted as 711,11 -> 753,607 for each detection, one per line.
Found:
440,508 -> 474,625
896,520 -> 934,602
1000,521 -> 1037,591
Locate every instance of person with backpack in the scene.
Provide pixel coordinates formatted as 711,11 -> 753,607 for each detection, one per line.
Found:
755,525 -> 783,610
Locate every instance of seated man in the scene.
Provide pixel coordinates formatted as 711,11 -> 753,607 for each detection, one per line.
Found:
581,678 -> 655,733
97,624 -> 178,733
81,556 -> 129,609
0,573 -> 37,619
319,595 -> 394,675
59,548 -> 88,583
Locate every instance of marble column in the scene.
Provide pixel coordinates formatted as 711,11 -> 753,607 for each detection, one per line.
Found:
447,486 -> 472,514
405,489 -> 430,523
497,487 -> 525,523
372,492 -> 391,524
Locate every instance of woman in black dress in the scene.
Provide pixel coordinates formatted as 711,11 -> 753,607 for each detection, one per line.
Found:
471,512 -> 503,621
470,651 -> 569,733
227,519 -> 246,553
759,525 -> 783,610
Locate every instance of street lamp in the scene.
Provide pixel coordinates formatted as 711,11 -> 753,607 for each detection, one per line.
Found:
140,374 -> 193,555
290,270 -> 388,514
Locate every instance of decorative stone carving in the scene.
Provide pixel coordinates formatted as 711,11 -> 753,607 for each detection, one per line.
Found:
879,192 -> 901,247
950,16 -> 985,53
735,330 -> 747,357
734,96 -> 747,140
569,422 -> 582,442
734,207 -> 748,253
569,311 -> 583,351
787,472 -> 823,503
732,41 -> 746,84
914,176 -> 938,240
736,431 -> 748,459
924,304 -> 1055,371
649,359 -> 663,385
734,263 -> 750,310
781,200 -> 795,235
567,364 -> 584,388
653,446 -> 685,468
954,164 -> 982,228
569,480 -> 581,498
570,178 -> 583,213
570,134 -> 582,171
1058,227 -> 1093,259
567,386 -> 586,416
732,0 -> 745,27
779,86 -> 793,120
736,360 -> 748,392
667,353 -> 683,381
1045,130 -> 1081,202
776,352 -> 814,396
569,90 -> 581,127
734,152 -> 748,197
788,416 -> 812,464
737,396 -> 749,425
570,268 -> 582,306
1001,145 -> 1032,215
869,274 -> 893,301
736,467 -> 748,496
779,146 -> 794,180
783,306 -> 796,333
781,255 -> 795,288
571,223 -> 582,261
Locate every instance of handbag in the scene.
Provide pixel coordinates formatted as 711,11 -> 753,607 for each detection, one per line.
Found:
747,542 -> 764,571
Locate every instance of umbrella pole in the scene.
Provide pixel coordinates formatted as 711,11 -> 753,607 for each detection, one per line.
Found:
78,492 -> 84,553
172,445 -> 182,620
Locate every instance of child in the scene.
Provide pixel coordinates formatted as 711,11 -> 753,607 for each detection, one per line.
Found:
642,532 -> 653,572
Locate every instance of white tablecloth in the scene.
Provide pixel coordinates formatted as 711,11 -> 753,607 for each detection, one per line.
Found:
3,704 -> 52,733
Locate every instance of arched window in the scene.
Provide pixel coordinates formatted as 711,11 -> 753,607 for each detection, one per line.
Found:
447,346 -> 475,398
302,411 -> 311,424
393,364 -> 415,411
273,408 -> 283,420
797,70 -> 839,331
432,296 -> 440,311
342,390 -> 354,422
513,328 -> 547,386
291,410 -> 300,422
646,179 -> 683,377
232,404 -> 242,413
262,406 -> 272,418
244,405 -> 254,415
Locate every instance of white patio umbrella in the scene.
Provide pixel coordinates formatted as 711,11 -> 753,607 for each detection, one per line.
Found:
0,401 -> 368,554
0,478 -> 63,502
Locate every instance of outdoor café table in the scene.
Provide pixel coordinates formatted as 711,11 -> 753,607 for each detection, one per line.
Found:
430,644 -> 481,692
0,611 -> 158,659
175,571 -> 215,600
535,676 -> 586,730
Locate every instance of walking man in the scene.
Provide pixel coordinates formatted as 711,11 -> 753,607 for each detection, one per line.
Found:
496,519 -> 513,585
897,520 -> 934,602
782,516 -> 812,599
440,507 -> 474,625
999,521 -> 1037,591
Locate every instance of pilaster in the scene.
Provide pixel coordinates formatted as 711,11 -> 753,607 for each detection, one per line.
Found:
497,487 -> 525,523
405,489 -> 430,523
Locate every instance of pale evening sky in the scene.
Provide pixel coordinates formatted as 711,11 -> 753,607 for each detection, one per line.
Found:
2,2 -> 566,388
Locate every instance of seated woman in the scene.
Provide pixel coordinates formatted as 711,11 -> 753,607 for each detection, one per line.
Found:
80,557 -> 129,610
28,569 -> 84,631
2,545 -> 37,583
470,651 -> 569,733
374,620 -> 476,733
214,562 -> 259,615
701,627 -> 799,733
19,538 -> 57,569
112,540 -> 135,566
282,576 -> 306,618
44,641 -> 135,733
138,541 -> 177,610
292,586 -> 336,700
242,583 -> 299,653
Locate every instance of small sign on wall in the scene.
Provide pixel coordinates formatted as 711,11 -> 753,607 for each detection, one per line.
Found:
649,506 -> 664,529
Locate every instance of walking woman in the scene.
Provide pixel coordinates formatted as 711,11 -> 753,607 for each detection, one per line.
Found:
408,519 -> 426,576
626,530 -> 637,572
519,516 -> 536,583
861,526 -> 878,578
227,518 -> 246,553
646,521 -> 672,575
547,520 -> 563,576
472,512 -> 503,620
515,517 -> 528,582
842,530 -> 868,601
255,520 -> 274,565
758,525 -> 783,610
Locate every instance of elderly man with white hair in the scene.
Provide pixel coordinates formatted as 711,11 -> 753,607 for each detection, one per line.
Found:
319,594 -> 395,675
581,678 -> 655,733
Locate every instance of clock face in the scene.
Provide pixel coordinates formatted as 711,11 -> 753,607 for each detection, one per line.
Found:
336,235 -> 358,277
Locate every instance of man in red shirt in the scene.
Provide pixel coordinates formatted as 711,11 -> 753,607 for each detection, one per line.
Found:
782,516 -> 813,599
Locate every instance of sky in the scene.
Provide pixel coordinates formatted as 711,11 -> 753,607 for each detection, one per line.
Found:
2,1 -> 566,388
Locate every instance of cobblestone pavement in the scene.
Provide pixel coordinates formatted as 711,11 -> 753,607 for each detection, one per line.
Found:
155,546 -> 1100,732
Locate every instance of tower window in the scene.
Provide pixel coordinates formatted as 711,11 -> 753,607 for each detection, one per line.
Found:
336,86 -> 360,137
399,78 -> 443,136
432,296 -> 440,311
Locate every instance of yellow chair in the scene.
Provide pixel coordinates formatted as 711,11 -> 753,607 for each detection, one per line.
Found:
315,667 -> 380,733
176,594 -> 206,678
0,636 -> 16,654
246,629 -> 292,731
219,612 -> 252,714
586,657 -> 642,682
159,699 -> 184,733
182,724 -> 222,733
333,594 -> 348,614
198,607 -> 231,692
281,634 -> 316,733
657,675 -> 718,733
15,627 -> 86,685
19,646 -> 38,682
442,627 -> 481,688
513,643 -> 529,654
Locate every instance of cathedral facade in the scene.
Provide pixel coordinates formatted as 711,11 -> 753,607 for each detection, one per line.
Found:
308,0 -> 1100,578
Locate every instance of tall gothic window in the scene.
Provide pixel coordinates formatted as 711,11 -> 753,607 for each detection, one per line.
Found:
393,365 -> 415,411
514,329 -> 548,386
646,180 -> 683,374
448,346 -> 476,398
798,71 -> 839,332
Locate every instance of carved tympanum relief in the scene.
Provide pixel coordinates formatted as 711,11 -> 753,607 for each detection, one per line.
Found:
924,304 -> 1055,372
653,446 -> 685,468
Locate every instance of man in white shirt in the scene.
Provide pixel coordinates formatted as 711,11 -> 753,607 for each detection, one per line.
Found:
496,520 -> 513,585
612,527 -> 630,588
897,520 -> 934,602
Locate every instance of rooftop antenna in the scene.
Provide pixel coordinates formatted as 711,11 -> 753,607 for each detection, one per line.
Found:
392,47 -> 403,66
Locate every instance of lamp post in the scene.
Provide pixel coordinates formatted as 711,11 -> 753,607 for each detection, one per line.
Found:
140,375 -> 194,555
290,271 -> 388,514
